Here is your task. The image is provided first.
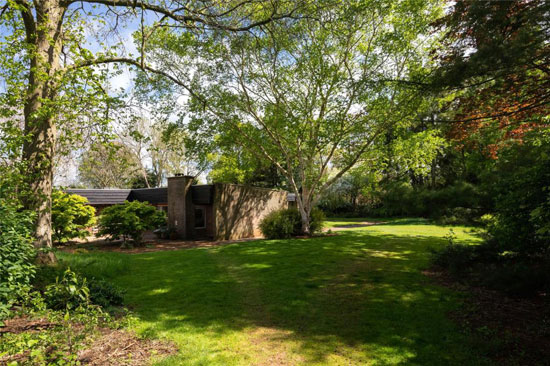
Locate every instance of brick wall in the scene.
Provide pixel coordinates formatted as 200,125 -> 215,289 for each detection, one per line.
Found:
213,184 -> 289,240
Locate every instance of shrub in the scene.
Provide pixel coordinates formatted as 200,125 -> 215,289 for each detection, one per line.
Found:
52,190 -> 96,244
436,207 -> 480,226
0,201 -> 36,321
431,233 -> 550,297
309,208 -> 326,233
260,207 -> 325,239
87,278 -> 125,308
431,242 -> 478,274
35,265 -> 124,309
260,209 -> 298,239
479,262 -> 550,298
98,200 -> 166,245
44,268 -> 90,311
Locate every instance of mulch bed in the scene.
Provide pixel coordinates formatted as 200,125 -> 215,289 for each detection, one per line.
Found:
60,236 -> 259,254
425,268 -> 550,366
0,316 -> 57,334
77,328 -> 176,365
0,317 -> 176,365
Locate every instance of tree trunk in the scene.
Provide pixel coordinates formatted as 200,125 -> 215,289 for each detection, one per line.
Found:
297,188 -> 312,236
21,0 -> 65,264
22,114 -> 57,264
299,207 -> 311,236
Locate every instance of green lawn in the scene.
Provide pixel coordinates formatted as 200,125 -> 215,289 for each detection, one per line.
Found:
59,219 -> 489,365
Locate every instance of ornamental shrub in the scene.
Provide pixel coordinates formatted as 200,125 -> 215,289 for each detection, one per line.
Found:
98,200 -> 166,245
260,207 -> 325,239
260,209 -> 297,239
0,201 -> 36,321
52,190 -> 96,244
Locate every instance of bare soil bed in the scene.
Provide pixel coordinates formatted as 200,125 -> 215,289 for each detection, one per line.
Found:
425,268 -> 550,366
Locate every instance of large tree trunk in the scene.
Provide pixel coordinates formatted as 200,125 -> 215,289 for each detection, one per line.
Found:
22,115 -> 57,264
21,0 -> 65,264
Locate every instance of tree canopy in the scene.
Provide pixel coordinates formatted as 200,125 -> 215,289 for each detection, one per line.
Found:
140,0 -> 444,232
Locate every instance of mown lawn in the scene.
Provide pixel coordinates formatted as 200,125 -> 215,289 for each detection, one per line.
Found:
59,219 -> 489,365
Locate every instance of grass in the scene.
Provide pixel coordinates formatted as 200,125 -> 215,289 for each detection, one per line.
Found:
58,219 -> 489,365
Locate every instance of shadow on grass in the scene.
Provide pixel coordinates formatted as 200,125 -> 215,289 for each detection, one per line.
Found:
60,228 -> 488,365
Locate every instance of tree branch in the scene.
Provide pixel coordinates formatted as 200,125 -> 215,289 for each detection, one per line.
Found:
62,0 -> 300,32
65,57 -> 205,105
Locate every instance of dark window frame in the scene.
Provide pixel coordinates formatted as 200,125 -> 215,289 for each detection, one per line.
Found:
194,207 -> 206,229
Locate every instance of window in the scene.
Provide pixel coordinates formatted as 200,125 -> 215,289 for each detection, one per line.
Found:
195,207 -> 206,228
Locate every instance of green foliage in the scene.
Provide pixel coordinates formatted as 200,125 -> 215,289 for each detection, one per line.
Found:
207,143 -> 286,188
0,324 -> 80,365
487,133 -> 550,256
86,278 -> 125,308
0,302 -> 111,365
34,265 -> 125,309
389,130 -> 448,177
51,190 -> 96,244
309,208 -> 326,234
259,209 -> 298,239
260,208 -> 325,239
44,268 -> 90,311
431,241 -> 479,275
98,201 -> 166,245
323,180 -> 486,222
0,201 -> 36,321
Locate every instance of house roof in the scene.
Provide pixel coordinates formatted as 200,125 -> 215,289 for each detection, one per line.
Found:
66,185 -> 293,206
128,188 -> 168,205
65,189 -> 131,205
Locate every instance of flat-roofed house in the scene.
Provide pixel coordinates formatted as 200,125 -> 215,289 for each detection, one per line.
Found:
66,175 -> 293,240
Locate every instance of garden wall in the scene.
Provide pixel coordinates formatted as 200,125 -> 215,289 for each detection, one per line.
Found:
213,184 -> 289,240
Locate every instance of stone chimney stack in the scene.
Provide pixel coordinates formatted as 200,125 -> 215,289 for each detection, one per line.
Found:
167,175 -> 194,239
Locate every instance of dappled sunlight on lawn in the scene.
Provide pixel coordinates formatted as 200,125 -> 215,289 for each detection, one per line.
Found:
59,221 -> 489,366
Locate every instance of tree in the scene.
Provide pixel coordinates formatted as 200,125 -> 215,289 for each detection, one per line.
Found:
484,130 -> 550,257
51,190 -> 96,244
115,111 -> 202,186
78,142 -> 142,188
0,0 -> 300,262
208,142 -> 286,188
432,0 -> 550,156
149,1 -> 443,233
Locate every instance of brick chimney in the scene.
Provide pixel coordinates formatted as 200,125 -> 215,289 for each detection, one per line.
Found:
167,175 -> 195,239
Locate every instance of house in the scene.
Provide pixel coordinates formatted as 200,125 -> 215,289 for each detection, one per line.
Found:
67,175 -> 294,240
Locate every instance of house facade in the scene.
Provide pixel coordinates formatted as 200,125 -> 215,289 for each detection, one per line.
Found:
67,175 -> 294,240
